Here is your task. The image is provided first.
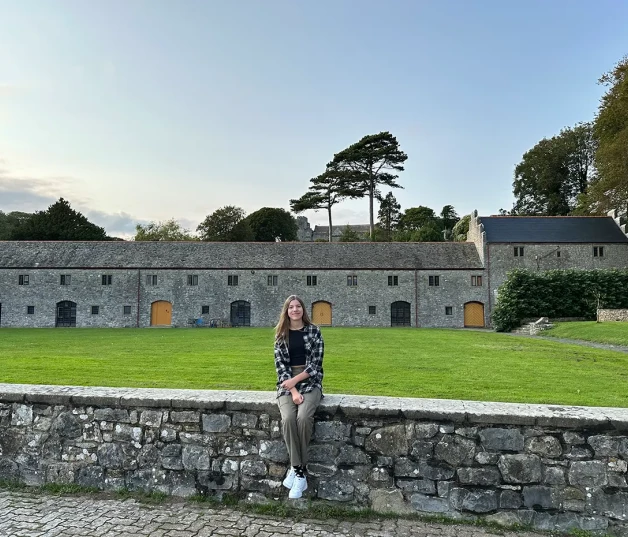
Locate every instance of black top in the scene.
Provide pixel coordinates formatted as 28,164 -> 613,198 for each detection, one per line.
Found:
288,329 -> 306,367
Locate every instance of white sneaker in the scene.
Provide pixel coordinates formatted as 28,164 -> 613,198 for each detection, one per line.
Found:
288,475 -> 307,499
283,467 -> 296,489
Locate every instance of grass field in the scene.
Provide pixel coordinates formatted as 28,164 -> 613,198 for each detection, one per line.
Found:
544,321 -> 628,347
1,327 -> 628,407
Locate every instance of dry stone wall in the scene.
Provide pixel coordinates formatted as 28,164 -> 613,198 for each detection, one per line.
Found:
598,309 -> 628,322
1,384 -> 628,534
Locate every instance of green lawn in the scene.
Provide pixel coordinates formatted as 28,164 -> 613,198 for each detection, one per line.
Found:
543,321 -> 628,347
1,327 -> 627,407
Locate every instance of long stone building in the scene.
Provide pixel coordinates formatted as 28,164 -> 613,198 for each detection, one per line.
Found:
1,210 -> 626,329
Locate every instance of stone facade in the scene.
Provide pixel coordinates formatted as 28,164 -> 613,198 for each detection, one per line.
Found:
0,242 -> 485,328
1,384 -> 628,533
598,309 -> 628,322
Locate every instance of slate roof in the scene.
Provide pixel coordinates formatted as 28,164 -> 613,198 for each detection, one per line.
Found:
480,216 -> 628,244
0,241 -> 483,270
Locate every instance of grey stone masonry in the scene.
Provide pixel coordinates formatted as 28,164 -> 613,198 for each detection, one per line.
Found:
1,383 -> 628,534
598,309 -> 628,322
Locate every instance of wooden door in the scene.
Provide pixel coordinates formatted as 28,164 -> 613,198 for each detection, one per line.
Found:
151,301 -> 172,326
464,302 -> 485,327
312,301 -> 332,326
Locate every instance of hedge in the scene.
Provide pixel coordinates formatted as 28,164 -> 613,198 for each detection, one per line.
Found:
492,269 -> 628,332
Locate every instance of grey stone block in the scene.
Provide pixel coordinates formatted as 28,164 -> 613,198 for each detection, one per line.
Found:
370,489 -> 413,514
241,460 -> 266,477
525,435 -> 562,458
588,435 -> 621,457
76,465 -> 105,489
313,421 -> 351,442
396,478 -> 436,494
318,478 -> 355,502
450,487 -> 499,513
568,461 -> 607,487
434,435 -> 476,466
259,440 -> 288,463
170,411 -> 200,423
202,414 -> 231,433
479,428 -> 524,451
97,443 -> 124,469
139,410 -> 163,427
498,454 -> 542,483
523,486 -> 562,509
499,489 -> 522,509
94,408 -> 130,423
419,461 -> 455,480
337,445 -> 371,465
182,445 -> 211,470
232,413 -> 258,429
410,493 -> 451,513
457,466 -> 501,486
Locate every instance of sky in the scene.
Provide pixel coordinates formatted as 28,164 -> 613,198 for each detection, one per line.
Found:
1,0 -> 627,238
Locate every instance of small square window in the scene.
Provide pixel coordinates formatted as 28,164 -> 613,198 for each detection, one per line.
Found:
187,275 -> 199,286
91,306 -> 99,315
19,275 -> 29,285
27,306 -> 35,315
445,306 -> 453,316
101,274 -> 112,285
267,275 -> 278,286
201,305 -> 209,314
514,247 -> 524,257
593,246 -> 604,257
428,275 -> 440,287
146,274 -> 158,285
347,275 -> 358,286
307,275 -> 317,286
123,306 -> 132,315
368,306 -> 376,315
471,275 -> 483,286
60,274 -> 71,285
228,275 -> 239,286
388,275 -> 398,286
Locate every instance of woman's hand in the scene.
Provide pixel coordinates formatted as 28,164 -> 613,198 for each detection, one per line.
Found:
291,391 -> 304,405
281,378 -> 296,390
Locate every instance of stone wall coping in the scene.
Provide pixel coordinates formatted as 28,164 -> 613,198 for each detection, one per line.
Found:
1,383 -> 627,429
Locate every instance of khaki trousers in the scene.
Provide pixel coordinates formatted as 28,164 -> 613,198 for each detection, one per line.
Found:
277,388 -> 322,467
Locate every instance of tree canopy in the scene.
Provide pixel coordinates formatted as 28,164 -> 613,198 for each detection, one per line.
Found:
290,165 -> 361,242
9,198 -> 109,241
376,192 -> 401,242
244,207 -> 298,242
585,56 -> 628,214
0,211 -> 33,240
197,206 -> 247,241
512,123 -> 596,216
134,219 -> 196,241
331,132 -> 407,239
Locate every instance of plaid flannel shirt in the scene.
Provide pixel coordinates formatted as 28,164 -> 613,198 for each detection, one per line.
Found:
274,324 -> 324,398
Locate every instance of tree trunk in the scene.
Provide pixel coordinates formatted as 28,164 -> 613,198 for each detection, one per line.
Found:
368,173 -> 375,239
327,207 -> 333,243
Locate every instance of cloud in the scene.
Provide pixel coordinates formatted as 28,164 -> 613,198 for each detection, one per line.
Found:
86,209 -> 148,239
0,83 -> 25,97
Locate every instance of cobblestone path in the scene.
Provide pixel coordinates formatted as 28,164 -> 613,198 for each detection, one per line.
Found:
0,491 -> 549,537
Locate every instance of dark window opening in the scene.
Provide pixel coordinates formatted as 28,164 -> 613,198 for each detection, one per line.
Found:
347,275 -> 358,286
391,301 -> 411,327
471,275 -> 483,286
593,246 -> 604,257
307,275 -> 317,286
445,306 -> 453,315
146,274 -> 158,285
19,275 -> 29,285
514,247 -> 524,257
428,275 -> 440,287
267,275 -> 278,286
187,275 -> 199,286
56,301 -> 77,327
123,306 -> 132,315
27,306 -> 34,315
228,275 -> 239,286
230,300 -> 251,327
388,275 -> 398,286
369,306 -> 376,315
91,306 -> 99,315
60,274 -> 71,285
201,305 -> 209,314
101,275 -> 112,285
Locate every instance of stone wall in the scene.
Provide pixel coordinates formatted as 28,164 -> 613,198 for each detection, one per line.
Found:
1,384 -> 627,533
598,309 -> 628,322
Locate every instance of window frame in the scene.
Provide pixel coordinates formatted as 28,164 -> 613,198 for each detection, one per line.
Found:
101,274 -> 112,286
27,305 -> 35,315
146,274 -> 158,285
514,246 -> 524,257
187,274 -> 199,286
267,275 -> 278,286
593,246 -> 604,258
123,306 -> 132,315
201,305 -> 210,315
306,275 -> 317,286
388,275 -> 398,286
368,305 -> 376,315
91,305 -> 100,315
60,274 -> 71,285
228,275 -> 239,286
445,306 -> 453,316
471,275 -> 483,286
347,275 -> 358,286
19,275 -> 29,285
428,275 -> 440,287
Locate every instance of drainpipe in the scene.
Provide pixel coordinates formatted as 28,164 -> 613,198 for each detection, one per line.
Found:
136,270 -> 141,328
414,269 -> 418,327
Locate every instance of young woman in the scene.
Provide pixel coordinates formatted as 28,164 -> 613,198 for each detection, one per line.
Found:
274,295 -> 324,499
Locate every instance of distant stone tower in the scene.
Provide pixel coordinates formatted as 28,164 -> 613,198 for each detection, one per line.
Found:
296,216 -> 313,242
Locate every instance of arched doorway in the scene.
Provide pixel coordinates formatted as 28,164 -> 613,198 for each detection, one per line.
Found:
391,301 -> 411,327
151,301 -> 172,326
56,301 -> 77,327
312,301 -> 332,326
231,300 -> 251,327
464,302 -> 485,327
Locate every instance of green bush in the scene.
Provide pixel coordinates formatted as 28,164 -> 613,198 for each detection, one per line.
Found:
492,269 -> 628,332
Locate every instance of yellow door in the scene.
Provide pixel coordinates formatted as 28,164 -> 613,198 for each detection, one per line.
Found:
464,302 -> 485,327
312,301 -> 332,326
151,301 -> 172,326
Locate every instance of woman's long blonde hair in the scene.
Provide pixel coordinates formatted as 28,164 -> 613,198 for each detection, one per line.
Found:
274,295 -> 312,342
